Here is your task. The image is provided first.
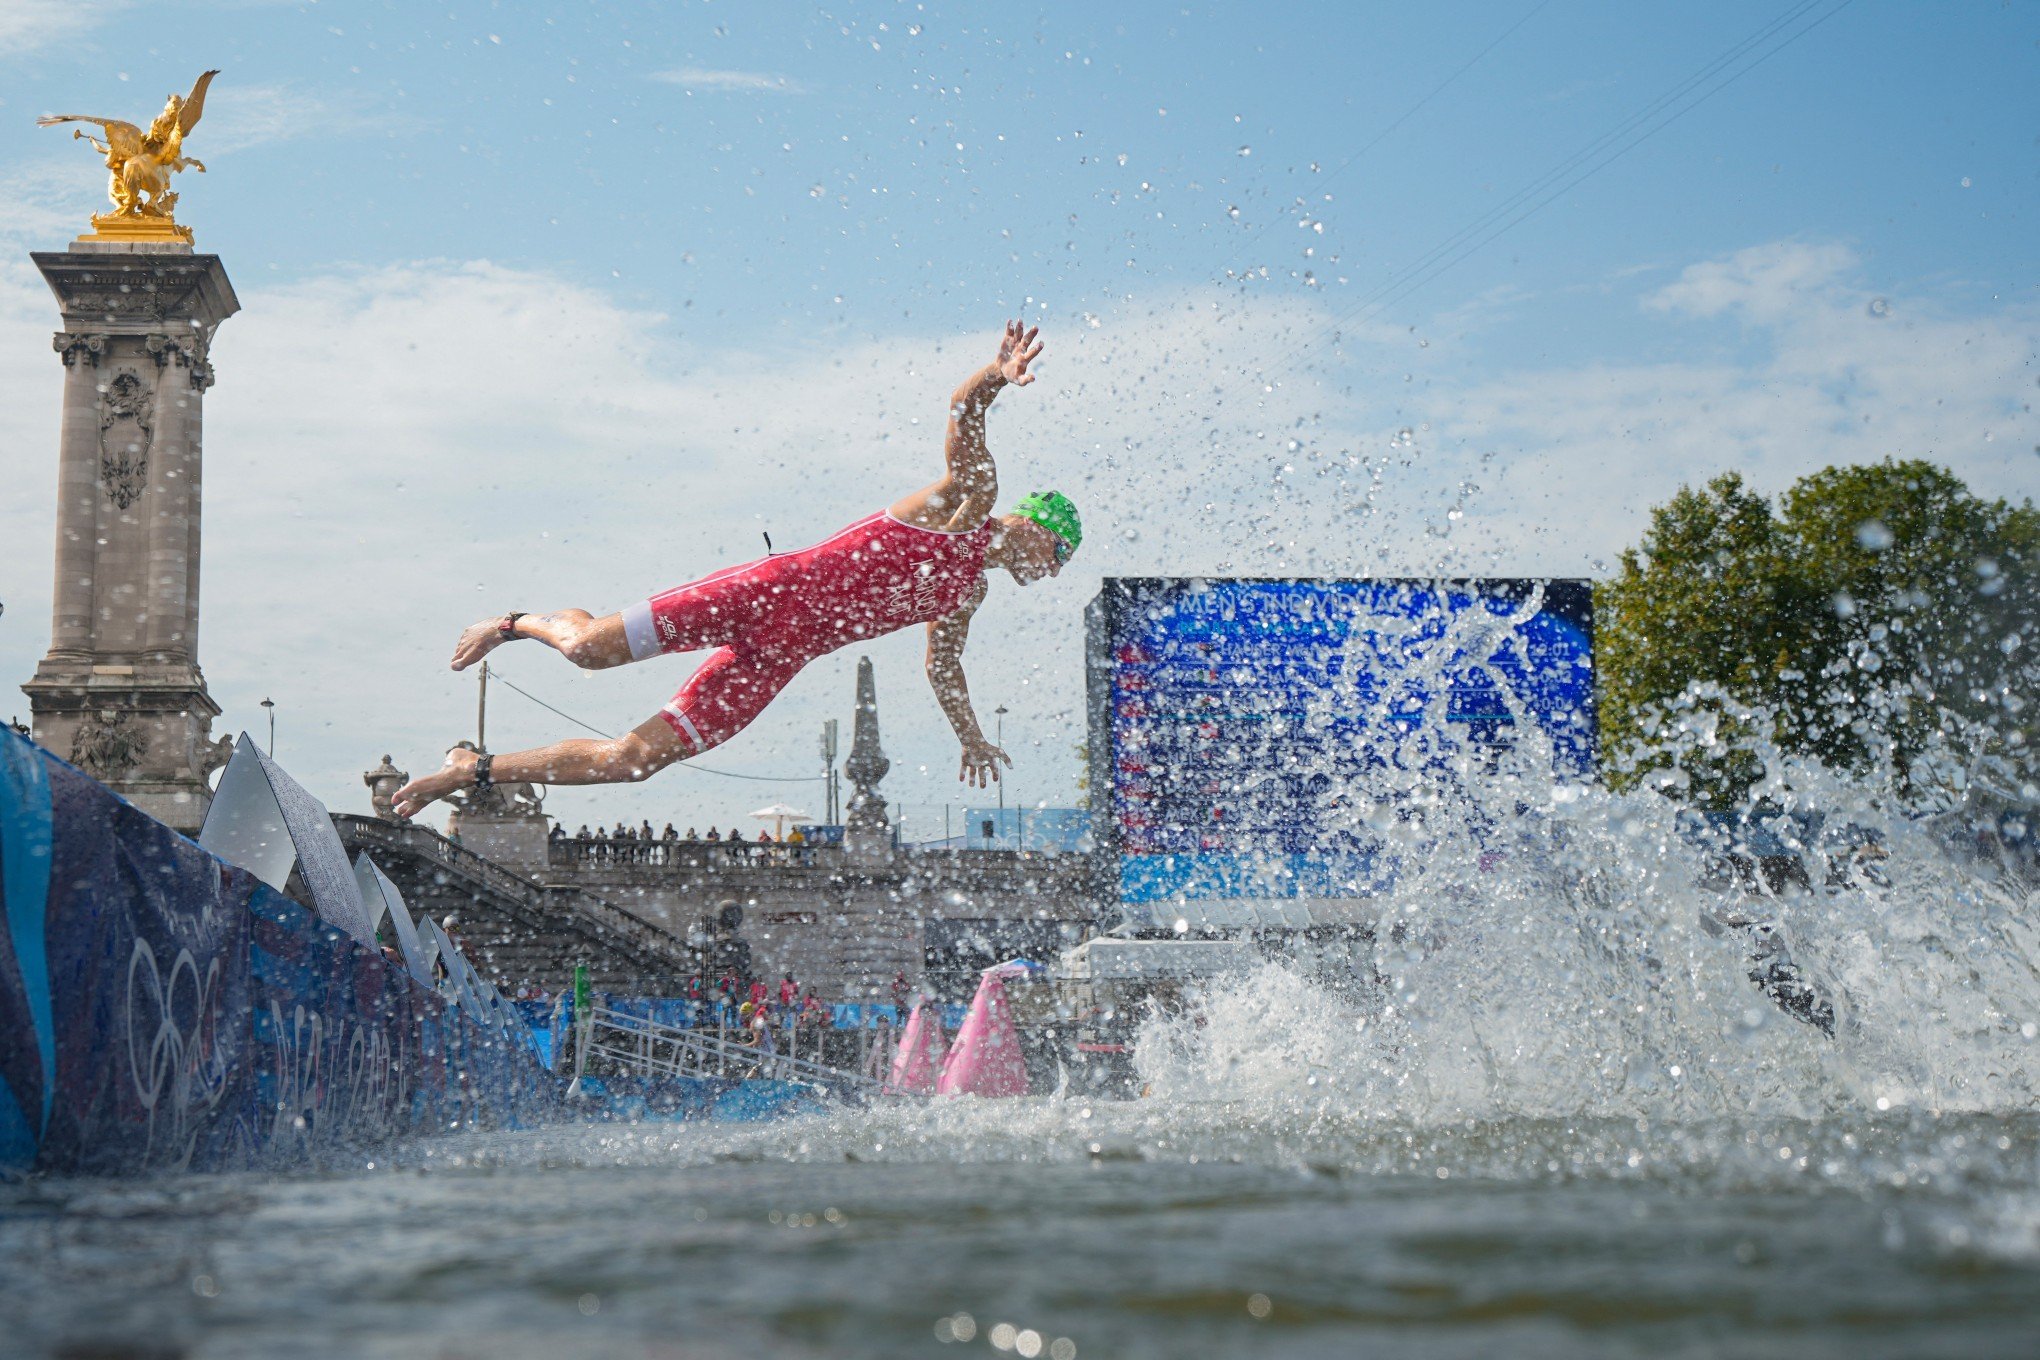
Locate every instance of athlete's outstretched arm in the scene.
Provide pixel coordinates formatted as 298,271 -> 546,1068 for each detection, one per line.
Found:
926,583 -> 1008,787
891,320 -> 1043,532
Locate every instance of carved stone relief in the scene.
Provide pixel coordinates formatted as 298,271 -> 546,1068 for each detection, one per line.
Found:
54,331 -> 107,367
98,370 -> 155,510
71,708 -> 149,782
146,332 -> 215,392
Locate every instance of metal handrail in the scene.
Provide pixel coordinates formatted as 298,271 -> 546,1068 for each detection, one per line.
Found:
583,1003 -> 894,1094
548,839 -> 836,870
333,813 -> 692,969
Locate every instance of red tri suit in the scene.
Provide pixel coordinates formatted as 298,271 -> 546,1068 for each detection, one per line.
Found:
621,510 -> 994,754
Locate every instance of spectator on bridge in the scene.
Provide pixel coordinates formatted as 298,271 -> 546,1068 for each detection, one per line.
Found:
756,828 -> 775,843
662,822 -> 678,841
704,826 -> 721,842
786,826 -> 806,846
779,974 -> 799,1012
727,827 -> 743,843
749,978 -> 769,1008
684,826 -> 699,841
640,819 -> 655,842
548,822 -> 565,844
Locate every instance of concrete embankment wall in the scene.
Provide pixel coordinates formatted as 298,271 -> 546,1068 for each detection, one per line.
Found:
1,732 -> 560,1177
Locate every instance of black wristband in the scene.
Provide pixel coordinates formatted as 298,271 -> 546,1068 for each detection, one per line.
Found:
474,753 -> 494,790
499,611 -> 526,640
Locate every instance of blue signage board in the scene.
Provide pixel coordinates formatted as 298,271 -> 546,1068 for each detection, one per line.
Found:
1084,579 -> 1596,907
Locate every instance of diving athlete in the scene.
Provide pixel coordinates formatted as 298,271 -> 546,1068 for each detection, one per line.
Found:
391,321 -> 1081,821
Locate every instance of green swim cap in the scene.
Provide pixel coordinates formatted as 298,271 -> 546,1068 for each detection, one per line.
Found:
1011,490 -> 1083,560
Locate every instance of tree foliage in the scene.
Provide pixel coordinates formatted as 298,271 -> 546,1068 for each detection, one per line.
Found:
1596,459 -> 2037,807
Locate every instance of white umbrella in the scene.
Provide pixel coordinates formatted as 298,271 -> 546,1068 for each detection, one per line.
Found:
748,802 -> 813,841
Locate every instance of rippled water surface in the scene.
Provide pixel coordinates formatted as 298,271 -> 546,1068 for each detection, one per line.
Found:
5,1101 -> 2040,1360
8,724 -> 2038,1357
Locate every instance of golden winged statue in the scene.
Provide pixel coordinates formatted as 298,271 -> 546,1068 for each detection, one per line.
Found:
39,70 -> 219,242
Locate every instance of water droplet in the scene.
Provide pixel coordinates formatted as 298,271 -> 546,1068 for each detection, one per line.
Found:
1854,519 -> 1893,551
1867,297 -> 1890,318
1237,145 -> 1252,156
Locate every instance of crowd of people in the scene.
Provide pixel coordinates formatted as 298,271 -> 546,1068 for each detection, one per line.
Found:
548,820 -> 818,866
687,973 -> 832,1054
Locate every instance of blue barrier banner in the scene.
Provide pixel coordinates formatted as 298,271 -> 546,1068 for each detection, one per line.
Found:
33,749 -> 259,1176
0,731 -> 56,1171
1,733 -> 561,1177
829,1004 -> 907,1030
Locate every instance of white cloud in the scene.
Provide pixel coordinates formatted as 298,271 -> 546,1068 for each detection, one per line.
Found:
1,236 -> 2032,841
0,0 -> 124,56
649,67 -> 804,94
1643,239 -> 1859,322
196,82 -> 419,154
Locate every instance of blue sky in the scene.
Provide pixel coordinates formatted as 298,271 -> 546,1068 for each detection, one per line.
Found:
1,0 -> 2034,833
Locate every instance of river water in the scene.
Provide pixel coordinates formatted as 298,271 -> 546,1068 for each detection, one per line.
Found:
2,1101 -> 2038,1359
6,760 -> 2040,1357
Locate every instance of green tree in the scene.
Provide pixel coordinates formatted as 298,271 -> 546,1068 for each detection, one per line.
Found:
1597,459 -> 2037,806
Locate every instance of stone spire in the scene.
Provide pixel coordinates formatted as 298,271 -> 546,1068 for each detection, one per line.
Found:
843,655 -> 891,857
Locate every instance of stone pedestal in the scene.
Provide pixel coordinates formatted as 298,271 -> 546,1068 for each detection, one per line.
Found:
21,243 -> 239,831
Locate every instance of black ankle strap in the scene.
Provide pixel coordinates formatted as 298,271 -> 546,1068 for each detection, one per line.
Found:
474,753 -> 494,790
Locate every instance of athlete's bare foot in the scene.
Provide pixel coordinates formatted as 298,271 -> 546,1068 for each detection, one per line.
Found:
391,746 -> 478,820
451,617 -> 515,671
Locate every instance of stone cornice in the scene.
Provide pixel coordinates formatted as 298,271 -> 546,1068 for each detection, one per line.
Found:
31,250 -> 240,336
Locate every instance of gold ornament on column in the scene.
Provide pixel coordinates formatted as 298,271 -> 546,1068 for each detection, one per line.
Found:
37,70 -> 220,245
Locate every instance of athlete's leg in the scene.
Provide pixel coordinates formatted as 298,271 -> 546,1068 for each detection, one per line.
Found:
450,609 -> 631,672
655,642 -> 812,757
393,640 -> 812,820
391,712 -> 688,819
450,553 -> 787,674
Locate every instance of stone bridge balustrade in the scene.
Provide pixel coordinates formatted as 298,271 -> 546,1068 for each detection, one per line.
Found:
534,839 -> 1103,1007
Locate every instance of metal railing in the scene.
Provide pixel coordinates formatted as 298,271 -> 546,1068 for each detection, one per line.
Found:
576,1003 -> 893,1094
334,813 -> 694,971
549,837 -> 834,870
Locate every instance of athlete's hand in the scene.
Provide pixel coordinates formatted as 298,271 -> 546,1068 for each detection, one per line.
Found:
996,320 -> 1043,387
958,736 -> 1011,788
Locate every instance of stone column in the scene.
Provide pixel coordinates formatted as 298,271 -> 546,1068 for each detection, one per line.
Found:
21,242 -> 239,831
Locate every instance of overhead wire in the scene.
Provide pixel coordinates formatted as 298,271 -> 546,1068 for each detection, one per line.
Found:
486,667 -> 826,783
1299,0 -> 1856,353
1249,0 -> 1855,383
1217,0 -> 1554,278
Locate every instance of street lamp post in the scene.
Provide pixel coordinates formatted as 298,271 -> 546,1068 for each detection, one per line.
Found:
821,719 -> 840,825
259,697 -> 275,757
993,704 -> 1009,845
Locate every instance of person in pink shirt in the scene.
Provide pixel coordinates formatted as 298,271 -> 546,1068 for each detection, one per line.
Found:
393,322 -> 1081,819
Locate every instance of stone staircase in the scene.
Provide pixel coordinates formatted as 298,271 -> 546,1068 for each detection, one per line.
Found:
334,813 -> 696,995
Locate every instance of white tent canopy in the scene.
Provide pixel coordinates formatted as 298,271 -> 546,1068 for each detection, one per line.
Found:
748,803 -> 813,839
